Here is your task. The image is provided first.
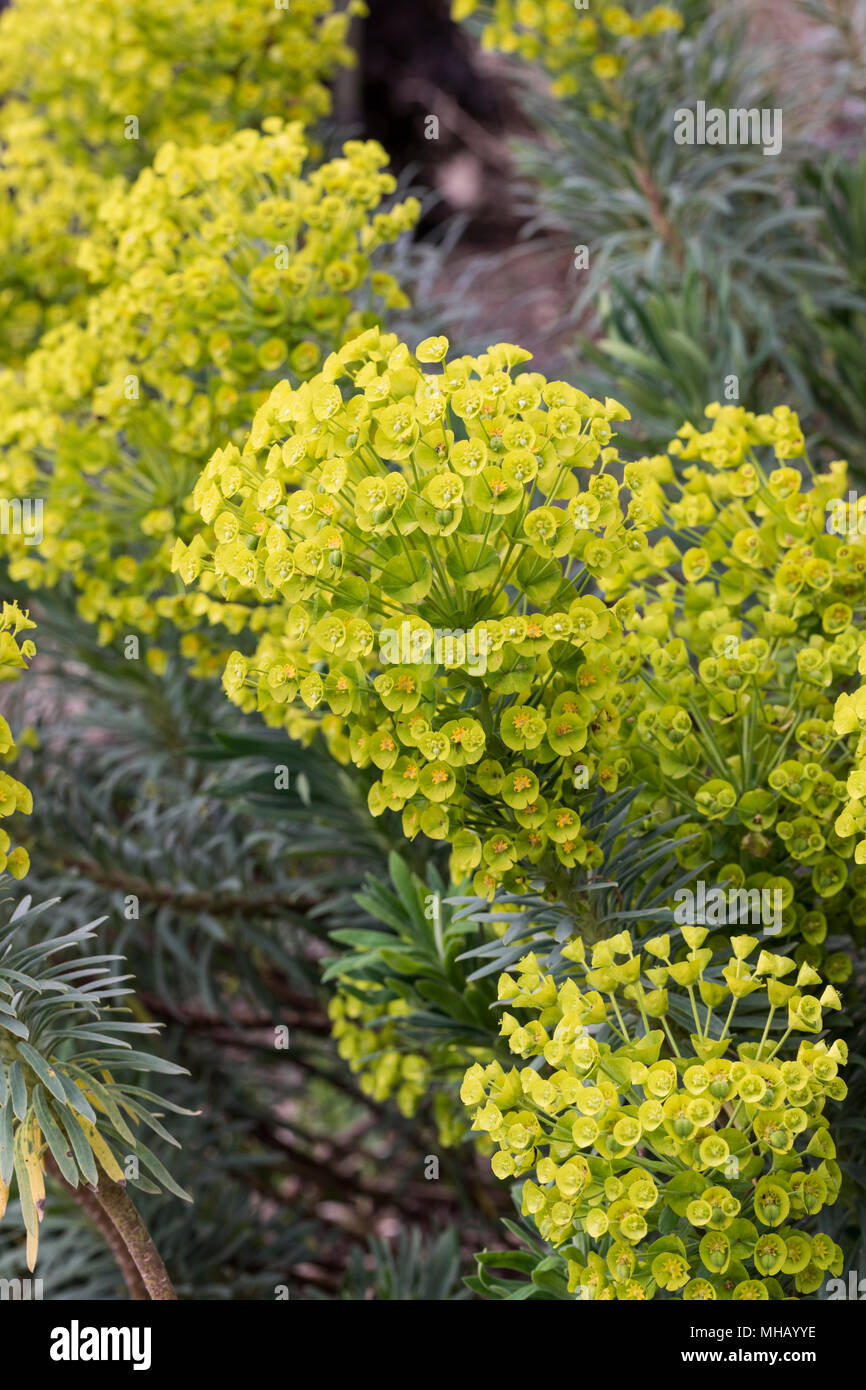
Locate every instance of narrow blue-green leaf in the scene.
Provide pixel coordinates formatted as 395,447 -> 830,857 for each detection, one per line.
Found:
0,1102 -> 14,1185
8,1060 -> 28,1121
57,1111 -> 99,1187
54,1070 -> 96,1124
32,1087 -> 78,1187
133,1139 -> 192,1202
16,1041 -> 69,1106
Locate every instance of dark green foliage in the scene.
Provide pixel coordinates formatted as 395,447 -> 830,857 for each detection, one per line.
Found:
582,155 -> 866,462
453,789 -> 700,980
326,852 -> 498,1049
342,1226 -> 468,1301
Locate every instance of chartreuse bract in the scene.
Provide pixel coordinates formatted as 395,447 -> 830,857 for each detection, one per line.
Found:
461,928 -> 846,1299
832,639 -> 866,871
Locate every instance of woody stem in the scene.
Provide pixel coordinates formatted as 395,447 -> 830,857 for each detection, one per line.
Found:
47,1156 -> 177,1300
45,1155 -> 148,1300
89,1167 -> 178,1300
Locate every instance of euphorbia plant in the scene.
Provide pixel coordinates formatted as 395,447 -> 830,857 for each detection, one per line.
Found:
0,896 -> 194,1273
461,927 -> 846,1299
169,330 -> 863,1301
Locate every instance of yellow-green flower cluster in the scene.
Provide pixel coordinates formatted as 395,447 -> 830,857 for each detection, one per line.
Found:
0,0 -> 359,167
461,927 -> 846,1299
0,602 -> 36,879
605,405 -> 866,939
177,329 -> 654,895
0,125 -> 417,657
451,0 -> 682,98
179,339 -> 866,946
0,120 -> 114,360
0,0 -> 364,358
329,990 -> 466,1146
330,990 -> 433,1114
